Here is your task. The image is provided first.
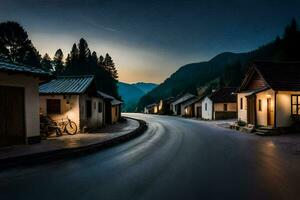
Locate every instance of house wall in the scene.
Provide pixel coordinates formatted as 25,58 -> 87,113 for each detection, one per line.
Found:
202,97 -> 213,120
40,95 -> 80,131
111,105 -> 120,123
276,91 -> 300,127
255,89 -> 275,127
194,101 -> 202,118
237,92 -> 252,122
0,73 -> 40,139
214,103 -> 237,112
79,95 -> 104,130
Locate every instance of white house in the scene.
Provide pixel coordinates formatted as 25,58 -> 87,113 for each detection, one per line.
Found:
98,91 -> 123,124
237,61 -> 300,129
0,60 -> 51,146
202,87 -> 237,120
39,75 -> 105,132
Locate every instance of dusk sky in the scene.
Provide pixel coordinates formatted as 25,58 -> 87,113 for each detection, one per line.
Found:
1,0 -> 300,83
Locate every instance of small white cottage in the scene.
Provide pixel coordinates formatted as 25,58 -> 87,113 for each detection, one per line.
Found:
39,75 -> 105,132
171,93 -> 195,116
202,87 -> 237,120
0,60 -> 51,146
237,61 -> 300,129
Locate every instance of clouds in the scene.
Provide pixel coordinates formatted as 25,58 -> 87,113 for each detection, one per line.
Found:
0,0 -> 300,83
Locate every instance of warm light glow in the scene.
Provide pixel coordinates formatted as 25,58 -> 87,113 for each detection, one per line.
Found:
266,94 -> 272,98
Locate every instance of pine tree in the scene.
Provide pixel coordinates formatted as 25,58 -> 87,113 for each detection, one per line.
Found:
0,21 -> 41,67
41,53 -> 52,71
53,49 -> 64,74
104,53 -> 118,80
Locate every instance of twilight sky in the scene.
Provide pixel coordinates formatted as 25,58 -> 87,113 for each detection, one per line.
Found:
0,0 -> 300,83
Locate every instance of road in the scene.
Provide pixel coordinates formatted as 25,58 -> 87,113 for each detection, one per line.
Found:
1,113 -> 300,200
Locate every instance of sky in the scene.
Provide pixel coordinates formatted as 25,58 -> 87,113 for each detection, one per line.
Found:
0,0 -> 300,83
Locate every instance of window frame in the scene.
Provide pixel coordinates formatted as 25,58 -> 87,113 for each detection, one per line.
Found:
258,99 -> 262,111
240,98 -> 243,110
291,95 -> 300,116
224,104 -> 228,112
46,99 -> 61,114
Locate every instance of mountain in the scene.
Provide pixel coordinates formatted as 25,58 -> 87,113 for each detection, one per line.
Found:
132,82 -> 158,93
118,82 -> 157,111
137,19 -> 300,111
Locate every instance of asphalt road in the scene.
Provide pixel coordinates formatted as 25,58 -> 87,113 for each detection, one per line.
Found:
1,113 -> 300,200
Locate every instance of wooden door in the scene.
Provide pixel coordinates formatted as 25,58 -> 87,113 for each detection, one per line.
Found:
0,86 -> 25,147
267,98 -> 274,126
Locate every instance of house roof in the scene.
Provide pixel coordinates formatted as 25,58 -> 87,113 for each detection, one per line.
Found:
97,91 -> 114,100
39,75 -> 95,94
145,103 -> 157,109
172,93 -> 195,106
208,87 -> 237,103
239,61 -> 300,91
0,60 -> 51,77
97,91 -> 122,105
181,97 -> 200,108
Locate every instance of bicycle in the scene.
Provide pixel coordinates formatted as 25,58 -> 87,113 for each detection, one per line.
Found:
55,117 -> 78,135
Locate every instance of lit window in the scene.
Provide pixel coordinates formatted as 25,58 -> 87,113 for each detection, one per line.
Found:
291,95 -> 300,115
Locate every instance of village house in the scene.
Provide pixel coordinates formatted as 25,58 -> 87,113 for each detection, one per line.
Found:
170,93 -> 196,116
181,97 -> 201,117
237,61 -> 300,130
157,97 -> 175,115
0,60 -> 51,147
194,97 -> 205,118
202,87 -> 237,120
98,91 -> 122,124
144,103 -> 158,114
40,75 -> 109,132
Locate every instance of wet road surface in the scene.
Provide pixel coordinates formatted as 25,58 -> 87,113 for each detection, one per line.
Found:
0,113 -> 300,200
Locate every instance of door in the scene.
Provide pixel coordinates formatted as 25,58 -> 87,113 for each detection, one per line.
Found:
246,95 -> 256,125
0,86 -> 25,147
267,98 -> 274,126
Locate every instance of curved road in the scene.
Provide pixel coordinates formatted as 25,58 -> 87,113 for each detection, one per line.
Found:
1,113 -> 300,200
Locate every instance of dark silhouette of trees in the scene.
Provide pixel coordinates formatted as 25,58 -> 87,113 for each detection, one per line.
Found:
41,53 -> 52,71
0,21 -> 41,67
53,49 -> 64,74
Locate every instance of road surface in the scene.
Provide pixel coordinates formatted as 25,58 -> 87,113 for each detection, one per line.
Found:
1,113 -> 300,200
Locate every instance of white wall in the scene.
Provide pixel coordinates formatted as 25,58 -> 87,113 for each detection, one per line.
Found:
79,95 -> 104,130
40,95 -> 80,131
202,97 -> 213,120
237,92 -> 251,122
0,73 -> 40,139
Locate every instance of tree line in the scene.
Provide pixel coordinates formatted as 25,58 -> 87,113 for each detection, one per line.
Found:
0,21 -> 119,98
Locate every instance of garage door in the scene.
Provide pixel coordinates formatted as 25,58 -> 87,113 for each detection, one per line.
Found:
0,86 -> 25,147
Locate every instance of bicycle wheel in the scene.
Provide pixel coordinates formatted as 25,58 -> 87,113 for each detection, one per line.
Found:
65,121 -> 77,135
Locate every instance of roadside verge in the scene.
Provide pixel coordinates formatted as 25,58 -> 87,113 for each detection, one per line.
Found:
0,117 -> 147,170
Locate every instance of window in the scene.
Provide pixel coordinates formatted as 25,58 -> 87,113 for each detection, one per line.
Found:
240,98 -> 243,110
291,95 -> 300,115
224,104 -> 228,111
258,99 -> 262,111
98,102 -> 103,113
46,99 -> 61,114
205,103 -> 207,111
86,100 -> 92,118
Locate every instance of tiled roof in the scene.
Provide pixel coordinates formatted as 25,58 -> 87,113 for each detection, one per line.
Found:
209,87 -> 237,103
39,75 -> 94,94
0,60 -> 51,77
254,61 -> 300,90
